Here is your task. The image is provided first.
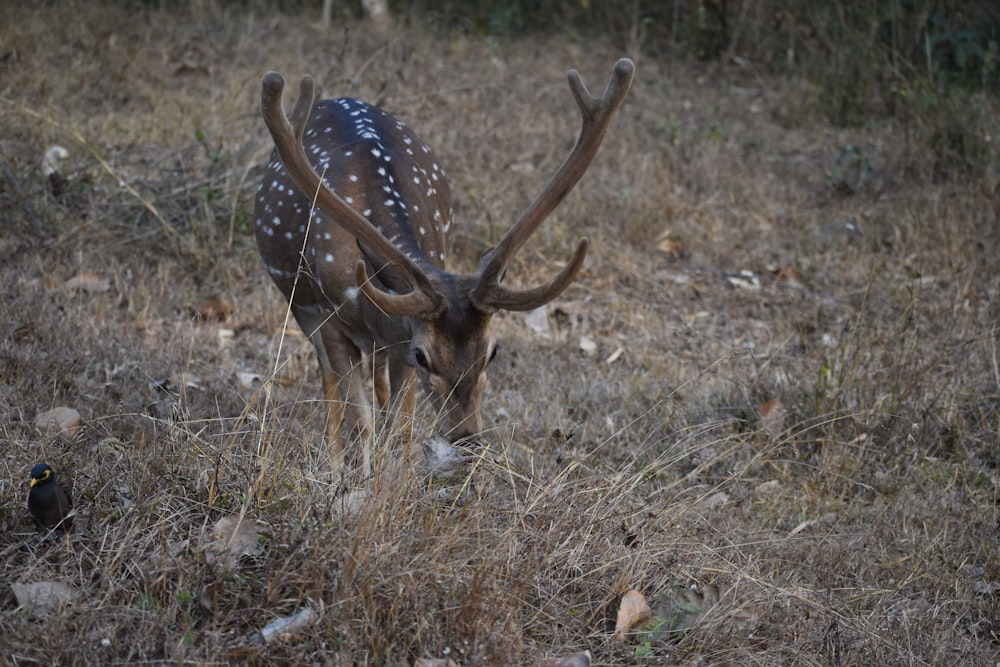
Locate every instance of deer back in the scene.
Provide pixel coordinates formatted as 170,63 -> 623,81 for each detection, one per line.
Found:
255,97 -> 451,316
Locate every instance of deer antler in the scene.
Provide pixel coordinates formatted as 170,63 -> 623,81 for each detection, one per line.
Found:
470,58 -> 635,313
260,72 -> 444,317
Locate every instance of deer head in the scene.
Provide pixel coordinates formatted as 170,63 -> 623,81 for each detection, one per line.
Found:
255,59 -> 634,469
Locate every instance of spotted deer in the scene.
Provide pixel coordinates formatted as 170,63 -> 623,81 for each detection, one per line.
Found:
255,59 -> 634,470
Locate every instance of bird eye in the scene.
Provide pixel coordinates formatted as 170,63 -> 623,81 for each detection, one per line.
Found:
414,348 -> 429,370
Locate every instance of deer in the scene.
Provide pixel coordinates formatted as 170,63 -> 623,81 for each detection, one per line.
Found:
254,58 -> 634,473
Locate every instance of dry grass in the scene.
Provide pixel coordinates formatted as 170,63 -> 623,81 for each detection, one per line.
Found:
1,2 -> 999,665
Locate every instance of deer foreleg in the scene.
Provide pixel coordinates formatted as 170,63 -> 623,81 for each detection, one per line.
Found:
372,348 -> 391,409
295,306 -> 374,473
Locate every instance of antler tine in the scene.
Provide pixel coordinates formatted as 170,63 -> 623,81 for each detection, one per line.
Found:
483,238 -> 590,312
470,58 -> 635,311
355,260 -> 446,316
259,72 -> 442,315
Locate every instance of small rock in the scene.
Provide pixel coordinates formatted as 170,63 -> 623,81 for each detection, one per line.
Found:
34,407 -> 81,439
422,436 -> 465,480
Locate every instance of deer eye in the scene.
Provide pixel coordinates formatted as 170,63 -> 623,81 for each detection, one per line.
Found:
413,348 -> 430,370
488,345 -> 499,363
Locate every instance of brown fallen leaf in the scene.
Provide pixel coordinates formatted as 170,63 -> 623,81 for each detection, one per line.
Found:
771,265 -> 806,288
34,407 -> 81,439
12,322 -> 34,343
759,398 -> 786,439
614,589 -> 652,642
198,295 -> 232,321
656,229 -> 685,258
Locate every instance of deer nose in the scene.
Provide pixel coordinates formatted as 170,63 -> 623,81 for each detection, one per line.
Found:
447,411 -> 483,445
447,425 -> 477,445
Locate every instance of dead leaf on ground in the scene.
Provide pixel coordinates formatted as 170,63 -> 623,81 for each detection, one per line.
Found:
535,650 -> 591,667
197,295 -> 232,321
759,398 -> 786,439
656,229 -> 685,258
772,265 -> 805,288
414,659 -> 459,667
65,272 -> 111,292
34,406 -> 81,439
12,321 -> 34,343
11,581 -> 82,617
614,589 -> 652,642
205,515 -> 268,569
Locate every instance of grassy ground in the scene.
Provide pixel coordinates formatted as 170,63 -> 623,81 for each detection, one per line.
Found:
1,2 -> 998,665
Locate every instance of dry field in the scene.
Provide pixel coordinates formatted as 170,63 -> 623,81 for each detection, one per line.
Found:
1,2 -> 999,665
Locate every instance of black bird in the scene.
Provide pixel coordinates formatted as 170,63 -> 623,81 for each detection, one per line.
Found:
27,463 -> 73,532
